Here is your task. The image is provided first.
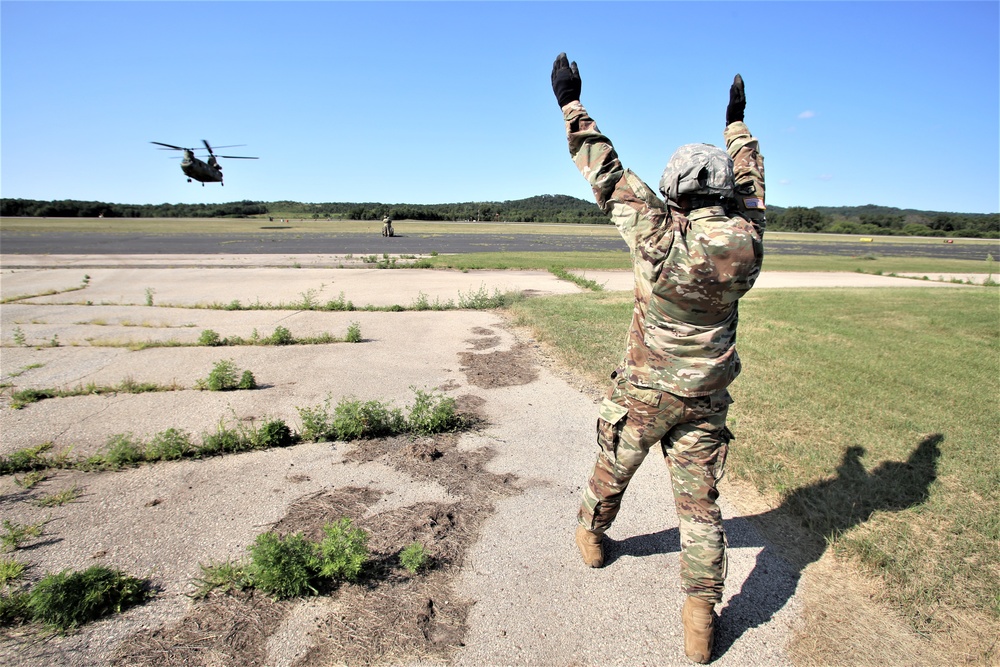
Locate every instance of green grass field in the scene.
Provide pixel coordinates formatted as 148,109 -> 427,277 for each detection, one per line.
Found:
507,287 -> 1000,646
418,250 -> 997,275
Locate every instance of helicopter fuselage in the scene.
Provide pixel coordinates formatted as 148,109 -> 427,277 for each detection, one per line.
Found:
180,151 -> 223,184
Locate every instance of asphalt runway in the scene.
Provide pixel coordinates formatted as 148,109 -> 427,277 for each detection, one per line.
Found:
1,230 -> 997,261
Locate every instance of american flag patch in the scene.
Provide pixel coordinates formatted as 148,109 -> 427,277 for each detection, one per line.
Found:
743,197 -> 765,210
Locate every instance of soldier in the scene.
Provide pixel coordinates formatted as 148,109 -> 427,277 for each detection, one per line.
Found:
381,214 -> 394,237
551,53 -> 765,664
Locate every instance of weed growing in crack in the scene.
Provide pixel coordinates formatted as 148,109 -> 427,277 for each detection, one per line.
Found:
399,542 -> 430,574
191,559 -> 250,599
144,428 -> 194,461
12,326 -> 26,346
35,486 -> 81,507
0,443 -> 54,475
316,518 -> 369,582
407,388 -> 464,435
266,326 -> 293,345
548,266 -> 605,292
20,566 -> 150,632
198,519 -> 371,601
238,370 -> 258,390
13,471 -> 48,489
331,398 -> 406,441
296,388 -> 464,442
345,321 -> 362,343
196,359 -> 256,391
1,519 -> 46,552
8,378 -> 181,409
100,433 -> 146,469
253,419 -> 294,448
198,329 -> 222,346
0,556 -> 27,587
248,532 -> 321,599
296,289 -> 319,309
324,292 -> 355,311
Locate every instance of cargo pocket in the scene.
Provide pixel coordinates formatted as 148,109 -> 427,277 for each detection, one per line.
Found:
711,426 -> 735,482
596,398 -> 629,464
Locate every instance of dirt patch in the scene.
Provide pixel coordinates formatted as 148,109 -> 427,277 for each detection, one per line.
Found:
458,341 -> 538,388
110,589 -> 286,667
464,336 -> 501,351
110,406 -> 521,666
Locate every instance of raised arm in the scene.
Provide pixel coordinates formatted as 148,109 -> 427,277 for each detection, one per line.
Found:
723,74 -> 766,233
552,53 -> 666,252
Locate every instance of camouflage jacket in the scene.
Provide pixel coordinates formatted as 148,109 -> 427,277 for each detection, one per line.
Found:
562,101 -> 765,396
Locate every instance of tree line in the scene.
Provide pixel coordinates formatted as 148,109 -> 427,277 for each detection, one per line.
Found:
0,199 -> 269,219
2,197 -> 997,238
0,195 -> 607,224
767,204 -> 998,238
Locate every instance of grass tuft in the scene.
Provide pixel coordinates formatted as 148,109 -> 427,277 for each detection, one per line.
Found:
23,566 -> 149,632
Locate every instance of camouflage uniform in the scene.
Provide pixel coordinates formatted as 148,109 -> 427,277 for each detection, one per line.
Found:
563,100 -> 765,604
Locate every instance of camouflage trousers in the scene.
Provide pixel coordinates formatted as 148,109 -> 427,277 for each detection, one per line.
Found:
578,371 -> 733,604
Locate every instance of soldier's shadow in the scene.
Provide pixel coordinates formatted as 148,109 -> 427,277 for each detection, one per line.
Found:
603,434 -> 942,660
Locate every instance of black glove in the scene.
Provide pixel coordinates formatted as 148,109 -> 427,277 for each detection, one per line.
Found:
551,52 -> 581,108
726,73 -> 746,125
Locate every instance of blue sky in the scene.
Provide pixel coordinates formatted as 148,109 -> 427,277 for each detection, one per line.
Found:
2,1 -> 998,213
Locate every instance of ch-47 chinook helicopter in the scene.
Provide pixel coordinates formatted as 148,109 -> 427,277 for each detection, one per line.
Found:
151,140 -> 258,186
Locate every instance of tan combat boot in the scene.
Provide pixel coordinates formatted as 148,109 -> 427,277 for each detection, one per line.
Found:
574,525 -> 604,568
682,596 -> 716,664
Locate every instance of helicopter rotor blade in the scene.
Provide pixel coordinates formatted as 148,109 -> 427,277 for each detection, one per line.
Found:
151,141 -> 187,151
202,139 -> 215,156
217,155 -> 259,160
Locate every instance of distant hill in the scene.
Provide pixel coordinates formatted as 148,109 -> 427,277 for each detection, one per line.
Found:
2,197 -> 996,238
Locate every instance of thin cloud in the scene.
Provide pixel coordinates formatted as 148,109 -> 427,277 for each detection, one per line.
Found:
817,174 -> 834,181
798,110 -> 816,119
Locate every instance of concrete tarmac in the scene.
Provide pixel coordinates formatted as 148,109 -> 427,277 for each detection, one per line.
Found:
0,256 -> 978,666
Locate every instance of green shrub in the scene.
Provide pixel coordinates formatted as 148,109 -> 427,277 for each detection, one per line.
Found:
316,519 -> 369,582
400,542 -> 429,574
198,329 -> 222,346
102,433 -> 145,468
248,532 -> 319,599
238,370 -> 257,390
25,566 -> 148,631
345,321 -> 362,343
198,359 -> 242,391
0,443 -> 53,475
0,591 -> 31,626
323,292 -> 355,311
254,419 -> 294,448
407,388 -> 463,435
145,428 -> 193,461
198,419 -> 249,455
266,326 -> 294,345
457,284 -> 507,309
332,398 -> 405,440
297,398 -> 334,442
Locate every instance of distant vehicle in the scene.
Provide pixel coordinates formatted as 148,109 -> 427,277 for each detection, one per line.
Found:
151,140 -> 257,186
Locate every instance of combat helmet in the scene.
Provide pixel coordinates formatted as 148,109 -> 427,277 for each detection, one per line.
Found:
658,143 -> 735,204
